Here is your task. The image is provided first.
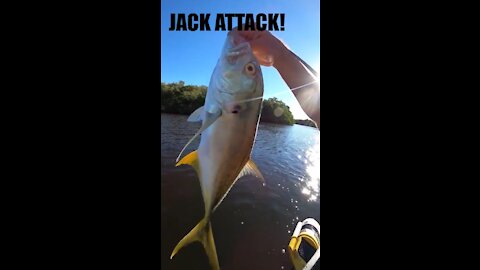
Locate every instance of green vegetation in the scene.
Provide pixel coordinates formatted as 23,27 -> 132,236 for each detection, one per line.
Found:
260,97 -> 295,125
161,81 -> 295,125
295,119 -> 317,128
161,81 -> 207,114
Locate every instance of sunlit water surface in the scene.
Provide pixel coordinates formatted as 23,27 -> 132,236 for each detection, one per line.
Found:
161,113 -> 320,270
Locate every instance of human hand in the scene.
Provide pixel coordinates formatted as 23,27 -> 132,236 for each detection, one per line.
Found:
229,28 -> 286,67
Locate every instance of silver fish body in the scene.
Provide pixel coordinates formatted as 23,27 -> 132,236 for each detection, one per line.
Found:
170,33 -> 264,270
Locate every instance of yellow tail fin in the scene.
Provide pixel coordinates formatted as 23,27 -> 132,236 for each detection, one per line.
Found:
170,218 -> 220,270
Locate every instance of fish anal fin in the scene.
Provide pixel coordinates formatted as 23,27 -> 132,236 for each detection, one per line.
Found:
187,106 -> 204,122
170,218 -> 220,270
236,159 -> 264,183
210,160 -> 264,213
176,150 -> 200,174
175,131 -> 200,163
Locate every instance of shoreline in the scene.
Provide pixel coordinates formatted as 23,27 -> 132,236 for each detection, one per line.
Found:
160,112 -> 315,127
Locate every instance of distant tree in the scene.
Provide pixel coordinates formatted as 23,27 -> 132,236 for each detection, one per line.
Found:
260,97 -> 295,125
295,119 -> 317,128
161,81 -> 207,114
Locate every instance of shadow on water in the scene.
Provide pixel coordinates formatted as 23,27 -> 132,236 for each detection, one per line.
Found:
161,113 -> 320,270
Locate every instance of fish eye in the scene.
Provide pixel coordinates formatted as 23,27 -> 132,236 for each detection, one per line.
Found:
245,63 -> 256,75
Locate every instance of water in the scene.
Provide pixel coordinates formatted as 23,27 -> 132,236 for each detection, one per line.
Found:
161,113 -> 320,270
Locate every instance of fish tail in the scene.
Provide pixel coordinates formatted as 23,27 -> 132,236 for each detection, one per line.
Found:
170,217 -> 220,270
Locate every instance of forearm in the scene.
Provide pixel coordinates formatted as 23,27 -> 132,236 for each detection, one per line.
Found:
273,45 -> 320,128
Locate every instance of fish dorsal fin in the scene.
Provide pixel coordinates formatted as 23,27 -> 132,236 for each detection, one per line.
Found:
176,150 -> 200,174
187,106 -> 204,122
175,107 -> 222,163
236,159 -> 264,183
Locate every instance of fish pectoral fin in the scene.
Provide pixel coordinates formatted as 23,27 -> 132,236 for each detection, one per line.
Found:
175,150 -> 200,174
187,106 -> 204,122
236,159 -> 265,183
175,108 -> 221,163
203,107 -> 221,130
170,218 -> 220,270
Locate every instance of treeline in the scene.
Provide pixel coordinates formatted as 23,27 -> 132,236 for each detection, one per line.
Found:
260,97 -> 295,125
161,81 -> 295,125
295,119 -> 317,128
161,81 -> 207,114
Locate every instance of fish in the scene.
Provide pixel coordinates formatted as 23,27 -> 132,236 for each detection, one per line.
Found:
170,32 -> 265,270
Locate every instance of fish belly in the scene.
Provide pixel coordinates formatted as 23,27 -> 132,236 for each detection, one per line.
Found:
197,108 -> 259,214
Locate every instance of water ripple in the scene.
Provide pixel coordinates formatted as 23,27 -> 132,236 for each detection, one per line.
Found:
161,113 -> 319,270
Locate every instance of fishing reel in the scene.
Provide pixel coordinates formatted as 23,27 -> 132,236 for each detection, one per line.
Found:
288,218 -> 320,270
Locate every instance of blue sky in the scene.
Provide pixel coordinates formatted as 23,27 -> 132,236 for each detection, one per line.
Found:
161,0 -> 320,119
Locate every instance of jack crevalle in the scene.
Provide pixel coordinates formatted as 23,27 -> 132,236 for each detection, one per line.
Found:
170,33 -> 265,270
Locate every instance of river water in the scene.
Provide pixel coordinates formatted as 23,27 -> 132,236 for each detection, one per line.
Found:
161,113 -> 320,270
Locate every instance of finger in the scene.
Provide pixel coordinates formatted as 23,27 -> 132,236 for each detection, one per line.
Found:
251,49 -> 274,66
231,31 -> 260,46
257,55 -> 274,67
231,25 -> 263,40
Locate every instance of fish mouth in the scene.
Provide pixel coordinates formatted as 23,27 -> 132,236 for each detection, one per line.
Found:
227,42 -> 250,54
224,42 -> 252,64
